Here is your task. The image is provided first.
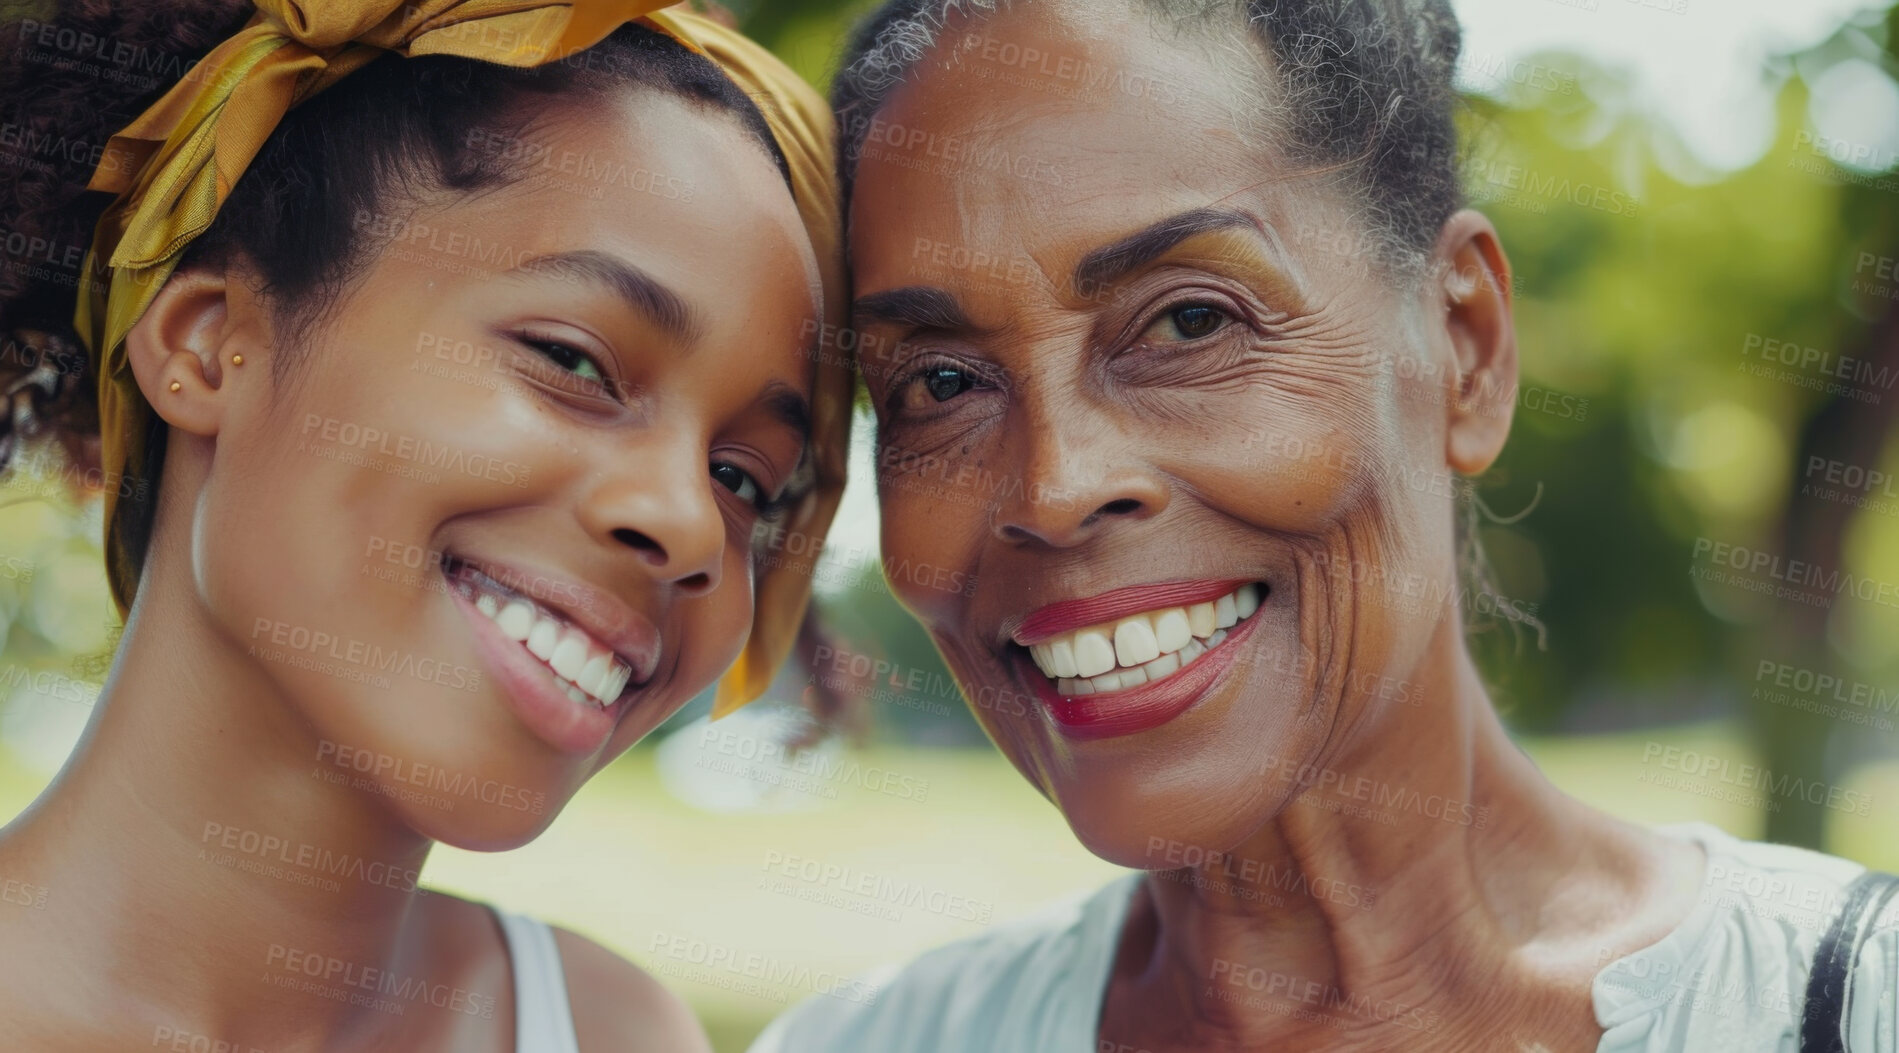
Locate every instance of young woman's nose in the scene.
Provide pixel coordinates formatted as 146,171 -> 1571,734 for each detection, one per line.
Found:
577,436 -> 726,595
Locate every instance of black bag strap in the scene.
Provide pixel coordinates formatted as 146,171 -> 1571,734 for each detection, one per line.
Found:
1801,869 -> 1899,1052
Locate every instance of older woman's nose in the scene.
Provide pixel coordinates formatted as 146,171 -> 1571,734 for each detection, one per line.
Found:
578,440 -> 724,596
989,426 -> 1169,548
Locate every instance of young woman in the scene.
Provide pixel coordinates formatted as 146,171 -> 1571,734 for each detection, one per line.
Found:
0,2 -> 848,1050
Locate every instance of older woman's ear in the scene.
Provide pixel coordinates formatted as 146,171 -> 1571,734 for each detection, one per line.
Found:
1431,208 -> 1519,477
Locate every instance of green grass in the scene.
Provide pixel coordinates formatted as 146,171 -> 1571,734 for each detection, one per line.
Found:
4,721 -> 1894,1052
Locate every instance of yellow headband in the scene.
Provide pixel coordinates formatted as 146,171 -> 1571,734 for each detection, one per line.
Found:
74,0 -> 850,718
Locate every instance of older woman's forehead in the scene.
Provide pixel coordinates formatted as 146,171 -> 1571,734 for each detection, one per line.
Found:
846,3 -> 1336,272
854,115 -> 1329,307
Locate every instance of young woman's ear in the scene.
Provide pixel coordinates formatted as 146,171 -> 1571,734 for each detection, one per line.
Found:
1431,209 -> 1520,476
122,265 -> 260,437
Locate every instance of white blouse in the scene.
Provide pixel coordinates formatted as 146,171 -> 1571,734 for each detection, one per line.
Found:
748,823 -> 1898,1052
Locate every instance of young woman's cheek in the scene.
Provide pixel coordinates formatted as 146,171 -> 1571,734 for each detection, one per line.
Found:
702,541 -> 760,686
188,315 -> 587,802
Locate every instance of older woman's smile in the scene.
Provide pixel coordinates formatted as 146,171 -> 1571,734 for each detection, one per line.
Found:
1006,579 -> 1267,737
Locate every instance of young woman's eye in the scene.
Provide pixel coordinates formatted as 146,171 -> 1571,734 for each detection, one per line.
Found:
1140,303 -> 1231,343
711,462 -> 759,503
526,338 -> 606,384
712,461 -> 790,520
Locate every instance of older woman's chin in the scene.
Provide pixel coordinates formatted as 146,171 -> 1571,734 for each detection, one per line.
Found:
964,635 -> 1350,869
1018,717 -> 1332,871
1050,775 -> 1304,872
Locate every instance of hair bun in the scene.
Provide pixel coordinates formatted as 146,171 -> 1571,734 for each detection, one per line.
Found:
0,1 -> 252,480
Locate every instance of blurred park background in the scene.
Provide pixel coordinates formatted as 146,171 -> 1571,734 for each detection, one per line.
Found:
5,0 -> 1899,1048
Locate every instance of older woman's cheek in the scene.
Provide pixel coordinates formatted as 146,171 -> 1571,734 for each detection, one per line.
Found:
875,467 -> 987,630
1178,397 -> 1439,755
875,467 -> 1052,770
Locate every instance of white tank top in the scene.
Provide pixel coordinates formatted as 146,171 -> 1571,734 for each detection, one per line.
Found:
492,908 -> 582,1053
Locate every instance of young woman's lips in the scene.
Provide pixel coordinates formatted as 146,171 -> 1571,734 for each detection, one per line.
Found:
1014,585 -> 1264,741
447,579 -> 637,756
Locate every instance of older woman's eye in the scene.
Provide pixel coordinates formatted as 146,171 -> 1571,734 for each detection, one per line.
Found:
891,364 -> 980,415
1142,304 -> 1231,343
923,367 -> 975,401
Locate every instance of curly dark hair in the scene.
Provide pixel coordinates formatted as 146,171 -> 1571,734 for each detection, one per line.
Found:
0,1 -> 254,475
830,0 -> 1466,276
0,0 -> 789,597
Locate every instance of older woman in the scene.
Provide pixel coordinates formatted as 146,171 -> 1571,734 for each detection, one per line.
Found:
748,0 -> 1899,1050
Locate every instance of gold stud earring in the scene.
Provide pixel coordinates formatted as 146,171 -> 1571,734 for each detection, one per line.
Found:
231,354 -> 244,366
168,381 -> 182,392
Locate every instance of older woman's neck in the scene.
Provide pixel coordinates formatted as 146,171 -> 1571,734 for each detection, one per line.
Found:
1122,631 -> 1700,1046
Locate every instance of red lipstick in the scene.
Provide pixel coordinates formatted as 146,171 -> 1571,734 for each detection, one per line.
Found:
1018,594 -> 1264,741
1009,579 -> 1252,646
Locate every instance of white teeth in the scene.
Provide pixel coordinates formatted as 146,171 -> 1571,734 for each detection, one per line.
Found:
526,618 -> 560,661
1214,594 -> 1238,629
1050,643 -> 1187,697
1113,617 -> 1160,667
1073,629 -> 1117,678
600,663 -> 631,702
496,601 -> 534,641
1025,584 -> 1264,694
550,632 -> 589,682
459,568 -> 640,709
578,653 -> 611,699
1048,638 -> 1078,679
1153,609 -> 1191,653
1235,583 -> 1260,619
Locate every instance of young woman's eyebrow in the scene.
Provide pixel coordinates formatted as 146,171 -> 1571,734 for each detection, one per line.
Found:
509,250 -> 699,345
757,380 -> 813,439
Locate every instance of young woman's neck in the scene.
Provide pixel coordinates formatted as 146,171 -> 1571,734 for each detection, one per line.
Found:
0,569 -> 435,1045
1126,615 -> 1702,1046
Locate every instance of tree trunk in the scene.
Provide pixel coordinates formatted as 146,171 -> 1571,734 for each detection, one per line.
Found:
1756,288 -> 1899,848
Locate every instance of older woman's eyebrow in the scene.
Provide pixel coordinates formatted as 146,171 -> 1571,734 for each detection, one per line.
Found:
1072,207 -> 1258,292
509,250 -> 698,345
851,286 -> 973,331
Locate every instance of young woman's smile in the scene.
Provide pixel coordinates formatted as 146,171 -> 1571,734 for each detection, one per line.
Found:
194,93 -> 823,847
444,553 -> 659,755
